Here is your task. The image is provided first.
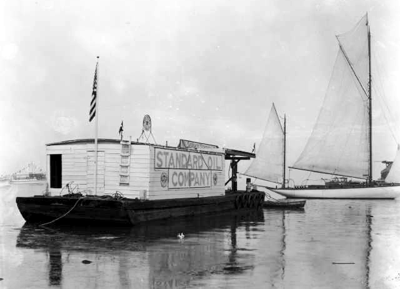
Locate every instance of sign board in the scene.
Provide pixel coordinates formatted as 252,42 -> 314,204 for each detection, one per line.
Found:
155,148 -> 223,189
155,148 -> 223,171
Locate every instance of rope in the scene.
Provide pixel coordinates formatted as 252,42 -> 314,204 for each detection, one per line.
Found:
264,192 -> 279,202
113,191 -> 125,200
58,181 -> 75,196
39,197 -> 85,227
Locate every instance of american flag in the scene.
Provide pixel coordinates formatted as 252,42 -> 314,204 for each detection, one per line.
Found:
119,121 -> 124,135
89,59 -> 98,122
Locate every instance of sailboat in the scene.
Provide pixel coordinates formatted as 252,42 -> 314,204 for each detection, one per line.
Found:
243,104 -> 307,206
244,103 -> 286,188
268,14 -> 400,199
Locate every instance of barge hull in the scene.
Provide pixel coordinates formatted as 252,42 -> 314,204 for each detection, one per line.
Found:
16,191 -> 265,226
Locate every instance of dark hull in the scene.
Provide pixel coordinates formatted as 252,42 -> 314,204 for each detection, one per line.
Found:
271,185 -> 400,199
16,191 -> 265,226
263,199 -> 306,209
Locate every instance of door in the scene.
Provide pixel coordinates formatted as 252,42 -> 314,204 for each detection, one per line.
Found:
50,154 -> 62,188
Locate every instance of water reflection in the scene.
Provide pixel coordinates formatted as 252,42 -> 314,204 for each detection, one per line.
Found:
48,248 -> 62,286
16,210 -> 264,288
368,201 -> 400,288
4,183 -> 400,288
283,201 -> 370,288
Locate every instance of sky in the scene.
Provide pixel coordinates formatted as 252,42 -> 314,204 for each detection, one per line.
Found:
1,0 -> 400,183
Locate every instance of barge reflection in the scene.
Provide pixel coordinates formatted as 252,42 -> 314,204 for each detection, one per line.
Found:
16,209 -> 264,288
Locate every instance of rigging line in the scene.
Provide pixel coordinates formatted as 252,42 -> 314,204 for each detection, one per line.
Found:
336,37 -> 369,99
372,87 -> 398,143
371,48 -> 399,143
238,171 -> 281,185
303,171 -> 313,185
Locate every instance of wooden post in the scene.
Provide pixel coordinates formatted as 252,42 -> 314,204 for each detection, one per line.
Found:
231,160 -> 238,191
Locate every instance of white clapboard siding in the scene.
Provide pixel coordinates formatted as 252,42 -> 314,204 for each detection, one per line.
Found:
61,152 -> 89,189
100,142 -> 151,196
46,140 -> 226,200
86,151 -> 105,194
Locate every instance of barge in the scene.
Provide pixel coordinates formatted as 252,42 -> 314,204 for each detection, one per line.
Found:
16,138 -> 264,226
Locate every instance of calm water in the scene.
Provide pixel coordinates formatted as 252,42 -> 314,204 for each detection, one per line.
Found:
1,183 -> 400,289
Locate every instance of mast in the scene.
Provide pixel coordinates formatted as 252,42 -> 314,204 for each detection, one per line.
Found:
89,56 -> 100,195
367,14 -> 372,185
95,57 -> 99,195
282,114 -> 286,189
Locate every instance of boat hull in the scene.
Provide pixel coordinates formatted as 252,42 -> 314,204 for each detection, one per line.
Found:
16,191 -> 265,226
263,199 -> 306,209
271,185 -> 400,199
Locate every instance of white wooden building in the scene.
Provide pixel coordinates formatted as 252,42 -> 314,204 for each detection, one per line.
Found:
46,139 -> 226,200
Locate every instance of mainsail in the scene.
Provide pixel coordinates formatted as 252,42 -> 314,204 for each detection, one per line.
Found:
244,104 -> 284,184
292,15 -> 371,179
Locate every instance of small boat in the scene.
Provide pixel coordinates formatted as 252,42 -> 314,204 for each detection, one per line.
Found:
263,198 -> 306,209
240,104 -> 306,208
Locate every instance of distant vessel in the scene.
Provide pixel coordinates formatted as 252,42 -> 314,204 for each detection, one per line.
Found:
268,14 -> 400,199
242,104 -> 306,207
244,103 -> 287,188
263,198 -> 306,209
10,162 -> 46,184
0,175 -> 10,187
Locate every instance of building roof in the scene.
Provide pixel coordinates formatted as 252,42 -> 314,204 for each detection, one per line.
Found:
46,138 -> 149,146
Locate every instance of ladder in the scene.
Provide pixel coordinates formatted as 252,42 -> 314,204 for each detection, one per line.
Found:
119,138 -> 131,186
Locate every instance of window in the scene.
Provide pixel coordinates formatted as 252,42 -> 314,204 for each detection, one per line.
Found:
50,154 -> 62,188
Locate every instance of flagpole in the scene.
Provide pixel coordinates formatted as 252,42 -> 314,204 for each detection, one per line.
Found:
94,56 -> 99,195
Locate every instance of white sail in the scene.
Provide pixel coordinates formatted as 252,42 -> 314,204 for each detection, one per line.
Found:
385,146 -> 400,183
292,15 -> 370,179
336,15 -> 370,95
244,104 -> 284,183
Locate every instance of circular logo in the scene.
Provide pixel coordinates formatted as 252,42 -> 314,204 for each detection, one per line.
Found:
143,114 -> 152,131
160,172 -> 168,188
213,173 -> 218,186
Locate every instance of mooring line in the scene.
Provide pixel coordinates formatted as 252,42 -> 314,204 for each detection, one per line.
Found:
39,197 -> 85,227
